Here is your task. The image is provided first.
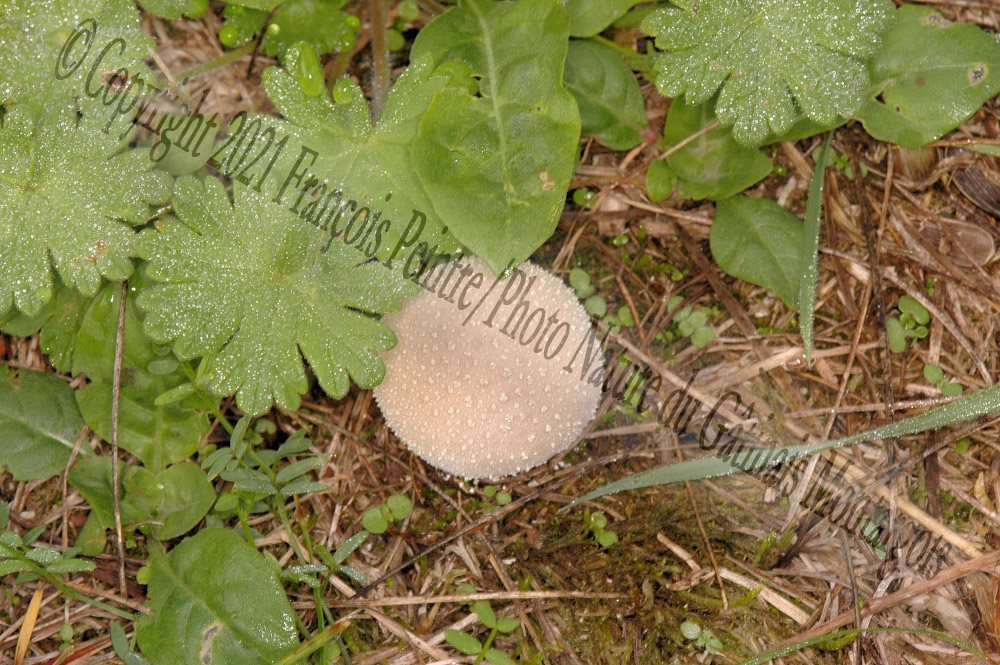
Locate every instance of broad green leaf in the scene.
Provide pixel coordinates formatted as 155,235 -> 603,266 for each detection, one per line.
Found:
137,529 -> 299,665
409,0 -> 581,274
0,370 -> 86,481
137,176 -> 412,416
564,0 -> 644,37
0,101 -> 171,316
572,382 -> 1000,505
485,649 -> 518,665
659,98 -> 773,201
0,0 -> 154,107
143,113 -> 221,177
641,0 -> 894,146
709,196 -> 803,307
645,160 -> 678,203
67,457 -> 146,528
261,0 -> 357,57
856,5 -> 1000,149
124,463 -> 215,540
72,280 -> 210,474
564,39 -> 647,151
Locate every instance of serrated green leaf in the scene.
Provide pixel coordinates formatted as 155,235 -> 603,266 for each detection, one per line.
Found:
856,5 -> 1000,148
564,0 -> 644,37
445,629 -> 483,656
409,0 -> 581,274
661,98 -> 773,201
0,101 -> 171,316
641,0 -> 894,146
136,529 -> 299,665
0,0 -> 154,107
564,39 -> 647,151
137,176 -> 412,416
72,280 -> 211,474
124,463 -> 215,540
709,196 -> 803,308
0,369 -> 87,481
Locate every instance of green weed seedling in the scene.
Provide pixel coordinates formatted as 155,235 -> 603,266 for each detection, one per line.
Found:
887,296 -> 930,353
679,620 -> 723,656
923,364 -> 963,398
567,267 -> 595,299
657,295 -> 715,348
361,493 -> 413,535
481,485 -> 513,514
584,508 -> 618,547
572,188 -> 596,209
446,584 -> 522,665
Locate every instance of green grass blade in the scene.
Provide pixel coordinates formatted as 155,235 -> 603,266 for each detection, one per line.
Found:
571,383 -> 1000,506
798,131 -> 834,364
737,626 -> 988,665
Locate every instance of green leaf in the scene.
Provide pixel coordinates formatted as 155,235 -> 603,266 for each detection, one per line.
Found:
484,648 -> 519,665
331,530 -> 368,565
445,629 -> 483,656
139,0 -> 206,19
659,98 -> 773,201
473,600 -> 497,628
0,370 -> 86,481
564,39 -> 647,150
137,176 -> 411,416
385,494 -> 412,520
408,0 -> 581,274
68,457 -> 147,529
641,0 -> 894,146
564,0 -> 644,37
362,507 -> 389,535
44,558 -> 96,574
709,196 -> 803,308
143,113 -> 221,177
0,0 -> 155,107
136,529 -> 299,665
572,381 -> 1000,505
856,5 -> 1000,149
496,617 -> 520,634
72,280 -> 211,474
923,364 -> 945,385
77,511 -> 107,557
797,132 -> 833,363
0,100 -> 171,317
275,456 -> 326,484
262,0 -> 357,57
124,463 -> 216,540
0,281 -> 90,372
680,620 -> 701,640
645,160 -> 679,203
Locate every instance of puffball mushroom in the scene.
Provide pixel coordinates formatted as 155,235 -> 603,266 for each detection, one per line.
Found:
374,256 -> 604,479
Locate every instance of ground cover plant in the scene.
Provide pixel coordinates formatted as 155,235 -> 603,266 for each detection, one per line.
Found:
3,0 -> 1000,663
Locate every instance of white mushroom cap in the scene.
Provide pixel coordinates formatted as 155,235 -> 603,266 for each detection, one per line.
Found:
374,256 -> 604,479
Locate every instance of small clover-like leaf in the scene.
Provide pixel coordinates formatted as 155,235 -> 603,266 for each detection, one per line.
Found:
0,101 -> 171,316
137,176 -> 413,416
641,0 -> 894,146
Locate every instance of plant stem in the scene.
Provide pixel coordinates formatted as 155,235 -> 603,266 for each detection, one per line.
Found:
473,627 -> 499,665
368,0 -> 390,121
175,43 -> 258,82
32,564 -> 136,621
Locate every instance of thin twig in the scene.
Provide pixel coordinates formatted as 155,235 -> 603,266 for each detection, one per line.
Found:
111,280 -> 128,595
